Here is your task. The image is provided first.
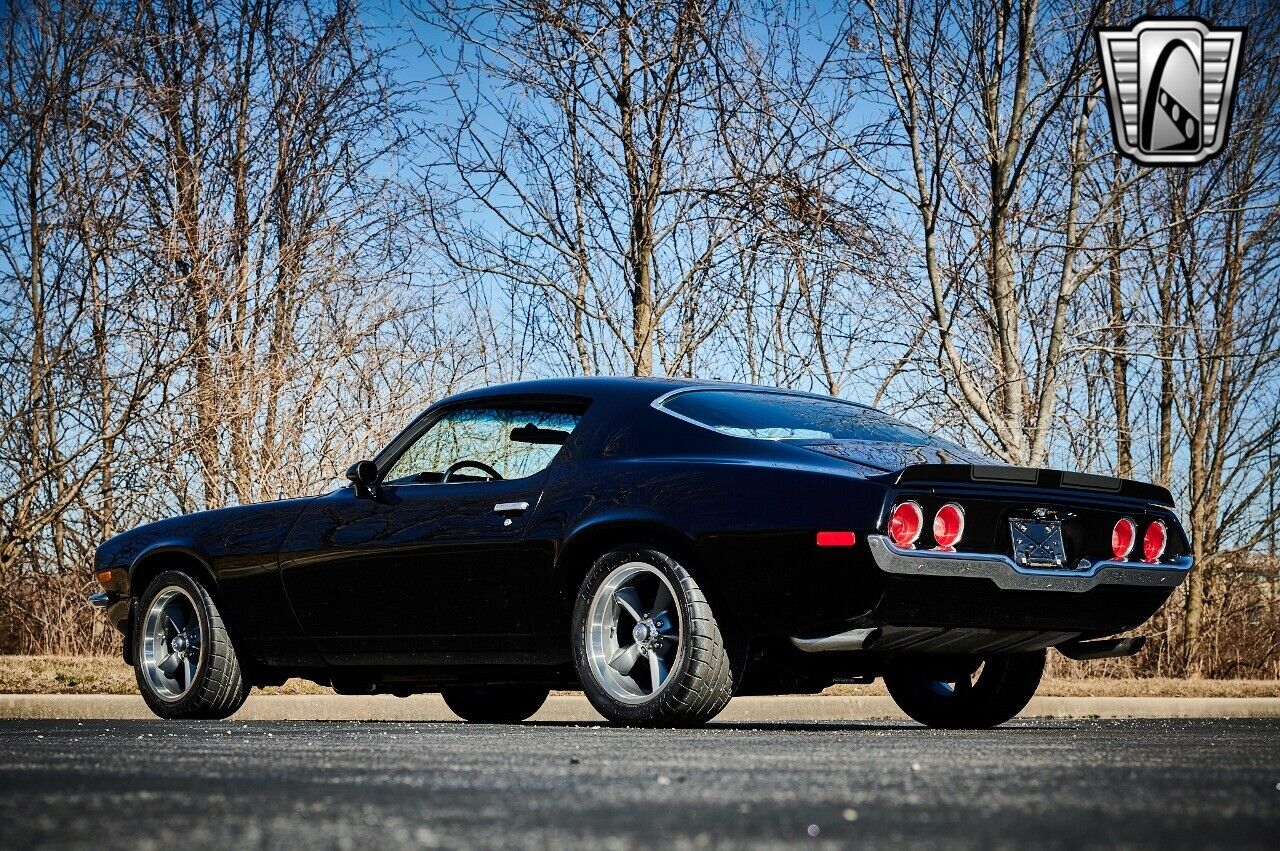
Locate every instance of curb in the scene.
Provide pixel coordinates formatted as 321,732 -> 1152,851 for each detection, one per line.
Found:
2,694 -> 1279,722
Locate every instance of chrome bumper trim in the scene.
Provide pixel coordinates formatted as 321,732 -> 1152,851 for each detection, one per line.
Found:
88,592 -> 110,609
866,534 -> 1193,593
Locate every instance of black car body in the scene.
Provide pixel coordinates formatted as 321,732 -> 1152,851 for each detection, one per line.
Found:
91,377 -> 1192,725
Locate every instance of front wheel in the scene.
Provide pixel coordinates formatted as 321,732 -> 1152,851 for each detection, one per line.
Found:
441,685 -> 549,723
884,650 -> 1046,729
134,570 -> 250,720
572,546 -> 735,727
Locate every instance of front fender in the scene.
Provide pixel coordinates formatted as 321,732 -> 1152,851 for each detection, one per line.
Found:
91,496 -> 319,667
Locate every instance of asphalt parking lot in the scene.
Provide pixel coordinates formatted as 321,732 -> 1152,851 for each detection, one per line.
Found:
1,718 -> 1277,849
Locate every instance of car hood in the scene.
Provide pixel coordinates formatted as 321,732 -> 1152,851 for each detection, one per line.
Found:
794,439 -> 997,473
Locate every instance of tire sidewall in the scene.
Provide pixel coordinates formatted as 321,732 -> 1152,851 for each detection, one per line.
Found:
133,570 -> 216,719
885,650 -> 1046,729
441,685 -> 550,723
572,546 -> 696,725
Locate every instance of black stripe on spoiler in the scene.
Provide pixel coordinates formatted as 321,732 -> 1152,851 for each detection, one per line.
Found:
887,464 -> 1174,507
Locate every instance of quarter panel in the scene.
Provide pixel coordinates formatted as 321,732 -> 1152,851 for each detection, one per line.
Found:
537,455 -> 892,639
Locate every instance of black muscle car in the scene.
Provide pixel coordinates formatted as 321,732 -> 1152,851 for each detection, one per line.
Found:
90,377 -> 1192,727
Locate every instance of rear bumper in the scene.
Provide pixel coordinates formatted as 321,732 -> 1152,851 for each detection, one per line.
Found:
779,533 -> 1193,659
866,534 -> 1192,593
840,534 -> 1193,639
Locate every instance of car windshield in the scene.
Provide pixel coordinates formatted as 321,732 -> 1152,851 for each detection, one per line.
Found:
660,389 -> 956,447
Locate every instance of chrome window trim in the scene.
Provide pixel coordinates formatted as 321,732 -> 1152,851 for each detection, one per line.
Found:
649,385 -> 880,442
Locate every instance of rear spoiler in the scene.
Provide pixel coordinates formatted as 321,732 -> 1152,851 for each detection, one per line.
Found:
879,464 -> 1175,507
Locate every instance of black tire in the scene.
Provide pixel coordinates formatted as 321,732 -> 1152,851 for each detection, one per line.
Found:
441,685 -> 550,723
884,650 -> 1046,729
134,570 -> 250,720
572,546 -> 735,727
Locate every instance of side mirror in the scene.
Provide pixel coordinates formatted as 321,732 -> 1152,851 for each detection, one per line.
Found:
345,460 -> 379,497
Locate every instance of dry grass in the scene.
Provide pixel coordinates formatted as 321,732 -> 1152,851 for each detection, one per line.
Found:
0,656 -> 329,696
3,655 -> 1279,698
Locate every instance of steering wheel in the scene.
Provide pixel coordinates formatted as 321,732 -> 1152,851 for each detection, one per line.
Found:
441,460 -> 503,483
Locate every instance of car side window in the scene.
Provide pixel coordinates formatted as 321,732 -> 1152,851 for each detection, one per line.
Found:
383,407 -> 581,484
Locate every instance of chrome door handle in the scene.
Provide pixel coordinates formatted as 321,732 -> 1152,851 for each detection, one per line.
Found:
494,501 -> 530,516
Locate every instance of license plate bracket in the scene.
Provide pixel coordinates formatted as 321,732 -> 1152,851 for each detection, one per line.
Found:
1009,519 -> 1068,569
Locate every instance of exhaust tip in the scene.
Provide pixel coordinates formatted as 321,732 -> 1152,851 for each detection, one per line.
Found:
1056,635 -> 1146,661
789,626 -> 881,653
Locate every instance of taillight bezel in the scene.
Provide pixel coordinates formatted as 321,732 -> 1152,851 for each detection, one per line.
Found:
888,500 -> 925,548
1111,517 -> 1136,561
932,502 -> 965,551
1142,520 -> 1167,563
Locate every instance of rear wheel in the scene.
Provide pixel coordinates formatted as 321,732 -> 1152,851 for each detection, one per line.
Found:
572,546 -> 735,727
884,650 -> 1045,729
441,685 -> 549,723
134,570 -> 250,720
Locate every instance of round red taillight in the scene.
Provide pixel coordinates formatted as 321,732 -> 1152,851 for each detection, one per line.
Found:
1111,517 -> 1136,560
1142,520 -> 1167,563
932,503 -> 964,550
888,501 -> 924,548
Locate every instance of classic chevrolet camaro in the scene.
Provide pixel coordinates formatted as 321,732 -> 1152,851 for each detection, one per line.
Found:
90,377 -> 1192,727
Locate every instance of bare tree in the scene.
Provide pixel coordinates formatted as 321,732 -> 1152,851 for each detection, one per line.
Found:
705,2 -> 913,395
0,0 -> 183,651
855,0 -> 1122,464
2,0 -> 1280,673
116,0 -> 469,508
418,0 -> 752,376
1165,65 -> 1280,658
0,0 -> 484,653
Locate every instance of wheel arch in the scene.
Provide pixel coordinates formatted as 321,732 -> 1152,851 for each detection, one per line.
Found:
554,516 -> 742,638
129,545 -> 219,600
122,546 -> 221,667
557,517 -> 698,599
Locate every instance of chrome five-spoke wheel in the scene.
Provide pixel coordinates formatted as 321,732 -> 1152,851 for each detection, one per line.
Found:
141,586 -> 203,701
586,562 -> 683,704
573,547 -> 735,726
134,570 -> 249,719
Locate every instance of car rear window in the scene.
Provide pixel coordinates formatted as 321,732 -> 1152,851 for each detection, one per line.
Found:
659,388 -> 950,446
